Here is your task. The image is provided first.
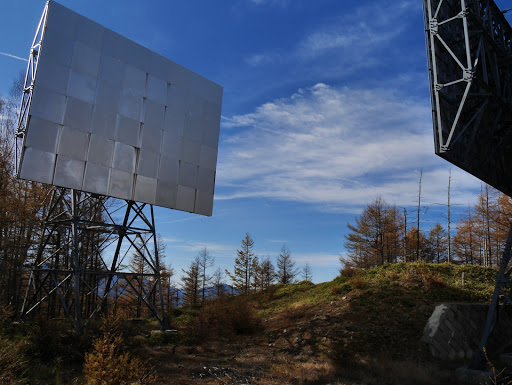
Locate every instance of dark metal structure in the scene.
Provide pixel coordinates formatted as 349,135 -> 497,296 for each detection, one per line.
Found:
20,188 -> 169,332
424,0 -> 512,194
423,0 -> 512,369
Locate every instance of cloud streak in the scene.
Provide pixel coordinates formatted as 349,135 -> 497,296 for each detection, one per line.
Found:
218,83 -> 480,213
0,51 -> 28,62
245,0 -> 418,73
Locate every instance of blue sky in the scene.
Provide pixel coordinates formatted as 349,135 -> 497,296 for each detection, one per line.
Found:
1,0 -> 511,284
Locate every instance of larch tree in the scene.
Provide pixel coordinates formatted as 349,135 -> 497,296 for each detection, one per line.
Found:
212,267 -> 226,298
226,233 -> 258,295
197,247 -> 214,303
426,222 -> 448,263
253,256 -> 276,291
276,244 -> 298,284
181,257 -> 201,307
343,197 -> 404,268
453,207 -> 478,264
0,76 -> 52,314
302,262 -> 313,282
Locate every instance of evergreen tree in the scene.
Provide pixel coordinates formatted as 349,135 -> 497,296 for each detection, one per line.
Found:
197,247 -> 214,303
253,256 -> 276,291
181,258 -> 201,307
426,222 -> 448,263
453,207 -> 478,264
226,233 -> 258,295
212,267 -> 226,298
277,245 -> 298,284
343,197 -> 403,268
302,262 -> 313,282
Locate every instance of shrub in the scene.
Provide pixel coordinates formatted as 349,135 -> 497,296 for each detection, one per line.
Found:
24,318 -> 88,362
330,282 -> 353,295
187,297 -> 262,341
84,310 -> 156,385
400,266 -> 446,291
0,337 -> 26,385
148,330 -> 178,346
339,266 -> 362,279
348,276 -> 366,289
84,335 -> 156,385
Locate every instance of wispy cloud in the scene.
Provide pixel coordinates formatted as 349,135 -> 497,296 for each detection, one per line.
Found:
167,239 -> 235,255
0,51 -> 28,62
292,252 -> 340,267
244,53 -> 280,67
245,0 -> 417,71
248,0 -> 289,7
217,83 -> 480,212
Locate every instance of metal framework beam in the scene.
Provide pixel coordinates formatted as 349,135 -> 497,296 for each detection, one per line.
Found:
20,187 -> 169,332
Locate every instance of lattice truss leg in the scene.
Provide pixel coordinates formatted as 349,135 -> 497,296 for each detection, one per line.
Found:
423,0 -> 512,194
467,222 -> 512,369
15,1 -> 47,176
20,187 -> 169,331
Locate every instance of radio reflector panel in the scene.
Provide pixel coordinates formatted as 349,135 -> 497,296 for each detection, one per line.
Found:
423,0 -> 512,195
16,1 -> 223,216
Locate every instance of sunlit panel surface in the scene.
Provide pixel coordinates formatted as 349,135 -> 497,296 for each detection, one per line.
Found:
18,1 -> 222,215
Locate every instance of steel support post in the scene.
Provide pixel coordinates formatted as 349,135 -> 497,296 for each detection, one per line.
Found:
469,222 -> 512,369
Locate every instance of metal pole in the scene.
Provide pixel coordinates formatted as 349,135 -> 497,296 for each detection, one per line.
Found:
151,204 -> 170,330
71,189 -> 83,333
469,222 -> 512,369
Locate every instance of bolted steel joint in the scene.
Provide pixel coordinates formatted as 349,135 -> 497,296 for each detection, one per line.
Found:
430,18 -> 438,34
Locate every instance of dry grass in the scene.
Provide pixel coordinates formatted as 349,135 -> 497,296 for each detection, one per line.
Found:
270,359 -> 337,384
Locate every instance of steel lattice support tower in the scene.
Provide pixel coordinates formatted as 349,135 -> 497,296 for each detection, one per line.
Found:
423,0 -> 512,369
20,188 -> 169,332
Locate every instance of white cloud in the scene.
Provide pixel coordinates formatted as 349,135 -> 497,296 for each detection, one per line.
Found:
0,51 -> 28,62
245,0 -> 417,70
292,252 -> 340,268
217,83 -> 481,212
248,0 -> 289,7
244,53 -> 280,67
168,239 -> 235,255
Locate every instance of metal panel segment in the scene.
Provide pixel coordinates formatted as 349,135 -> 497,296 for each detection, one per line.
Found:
109,168 -> 134,200
87,134 -> 114,167
16,1 -> 223,216
19,148 -> 56,185
34,60 -> 70,95
24,117 -> 60,153
176,185 -> 196,213
58,126 -> 89,161
64,97 -> 94,133
71,41 -> 101,78
83,163 -> 110,195
134,175 -> 157,205
137,150 -> 160,179
29,86 -> 66,124
54,155 -> 85,190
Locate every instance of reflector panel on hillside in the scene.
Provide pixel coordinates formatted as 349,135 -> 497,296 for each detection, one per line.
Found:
16,1 -> 222,216
423,0 -> 512,195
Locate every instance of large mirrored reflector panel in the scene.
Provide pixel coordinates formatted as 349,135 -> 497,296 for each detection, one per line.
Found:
423,0 -> 512,196
18,1 -> 223,215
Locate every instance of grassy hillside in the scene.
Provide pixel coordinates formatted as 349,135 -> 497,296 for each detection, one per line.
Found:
1,262 -> 499,384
